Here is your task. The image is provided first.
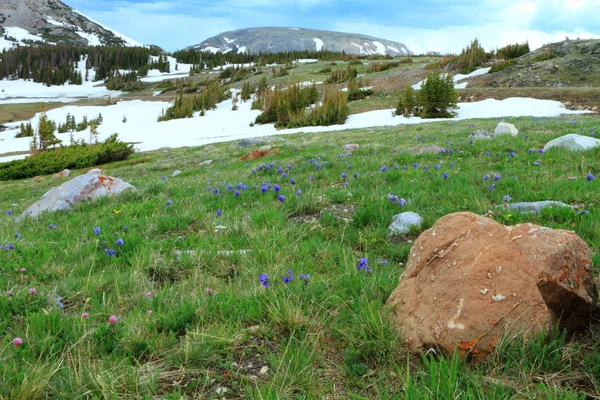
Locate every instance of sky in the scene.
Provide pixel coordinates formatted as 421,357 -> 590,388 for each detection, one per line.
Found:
63,0 -> 600,54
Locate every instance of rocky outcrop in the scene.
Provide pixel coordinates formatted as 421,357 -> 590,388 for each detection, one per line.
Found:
387,212 -> 597,360
18,169 -> 135,221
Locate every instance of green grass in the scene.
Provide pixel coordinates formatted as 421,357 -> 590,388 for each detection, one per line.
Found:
1,115 -> 599,398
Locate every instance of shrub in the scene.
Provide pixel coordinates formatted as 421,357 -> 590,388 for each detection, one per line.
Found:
0,134 -> 134,181
490,60 -> 517,73
368,62 -> 400,73
326,66 -> 357,84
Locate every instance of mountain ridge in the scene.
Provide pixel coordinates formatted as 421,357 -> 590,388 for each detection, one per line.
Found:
0,0 -> 142,50
186,27 -> 411,56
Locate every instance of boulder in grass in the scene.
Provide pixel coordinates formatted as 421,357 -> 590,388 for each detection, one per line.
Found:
469,130 -> 493,140
238,136 -> 285,148
543,134 -> 600,152
507,201 -> 572,214
52,169 -> 71,179
17,169 -> 135,222
493,122 -> 518,137
389,212 -> 423,235
343,144 -> 360,152
386,212 -> 597,360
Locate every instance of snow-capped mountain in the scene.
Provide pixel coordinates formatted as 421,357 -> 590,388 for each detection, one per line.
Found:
187,27 -> 411,56
0,0 -> 143,51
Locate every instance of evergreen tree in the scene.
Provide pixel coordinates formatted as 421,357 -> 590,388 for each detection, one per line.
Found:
37,112 -> 60,150
419,71 -> 458,118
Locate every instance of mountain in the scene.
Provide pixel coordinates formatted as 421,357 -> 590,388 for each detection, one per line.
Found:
186,27 -> 411,56
0,0 -> 142,51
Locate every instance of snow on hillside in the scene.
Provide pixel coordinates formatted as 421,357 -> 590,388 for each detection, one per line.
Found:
0,27 -> 49,51
313,38 -> 324,51
73,10 -> 143,47
412,67 -> 492,90
0,94 -> 590,163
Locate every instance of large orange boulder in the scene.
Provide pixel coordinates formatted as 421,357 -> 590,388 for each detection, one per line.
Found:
387,212 -> 597,360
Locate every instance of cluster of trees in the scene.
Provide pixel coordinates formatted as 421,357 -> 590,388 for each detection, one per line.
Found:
0,45 -> 85,85
17,112 -> 104,145
0,44 -> 158,86
252,82 -> 349,128
395,71 -> 458,118
326,66 -> 357,84
158,80 -> 228,121
106,71 -> 144,91
432,39 -> 531,74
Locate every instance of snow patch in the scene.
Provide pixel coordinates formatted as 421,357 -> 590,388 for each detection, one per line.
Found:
412,67 -> 491,90
237,46 -> 247,53
0,97 -> 590,164
313,38 -> 324,51
223,37 -> 235,44
372,41 -> 386,55
1,27 -> 48,51
203,46 -> 221,54
73,10 -> 143,47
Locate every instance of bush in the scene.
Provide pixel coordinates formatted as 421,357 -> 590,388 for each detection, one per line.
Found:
419,71 -> 459,118
0,134 -> 134,181
490,60 -> 517,73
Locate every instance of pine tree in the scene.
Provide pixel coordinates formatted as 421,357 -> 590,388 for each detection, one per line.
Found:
37,112 -> 60,150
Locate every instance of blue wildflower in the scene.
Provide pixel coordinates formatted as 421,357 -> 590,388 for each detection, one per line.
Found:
503,195 -> 512,203
357,257 -> 371,273
116,238 -> 124,247
278,195 -> 286,203
259,273 -> 269,287
104,248 -> 116,257
588,173 -> 595,181
166,200 -> 173,206
216,209 -> 222,217
443,171 -> 448,180
93,227 -> 101,235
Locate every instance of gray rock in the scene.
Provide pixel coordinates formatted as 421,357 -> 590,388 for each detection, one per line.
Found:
199,160 -> 213,166
203,145 -> 217,152
411,145 -> 445,155
52,169 -> 71,179
493,122 -> 519,136
259,145 -> 272,152
17,169 -> 135,222
238,136 -> 284,148
343,144 -> 360,152
507,201 -> 572,215
543,134 -> 600,152
470,130 -> 493,140
389,212 -> 423,235
172,170 -> 182,177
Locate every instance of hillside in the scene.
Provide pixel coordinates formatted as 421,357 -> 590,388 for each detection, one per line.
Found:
471,39 -> 600,88
0,0 -> 142,51
186,27 -> 411,56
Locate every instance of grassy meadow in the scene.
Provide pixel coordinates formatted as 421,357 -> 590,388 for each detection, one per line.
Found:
1,115 -> 599,399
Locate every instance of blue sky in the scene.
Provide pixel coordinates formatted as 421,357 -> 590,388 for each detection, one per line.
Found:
64,0 -> 600,53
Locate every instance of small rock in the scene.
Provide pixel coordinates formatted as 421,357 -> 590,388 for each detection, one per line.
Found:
389,212 -> 423,235
259,145 -> 272,152
469,130 -> 492,140
216,387 -> 228,396
199,160 -> 213,166
52,169 -> 71,179
239,136 -> 284,148
259,366 -> 269,375
30,176 -> 44,183
172,170 -> 182,177
543,134 -> 600,152
204,145 -> 217,152
343,144 -> 360,152
493,122 -> 519,137
411,145 -> 445,155
507,201 -> 571,214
